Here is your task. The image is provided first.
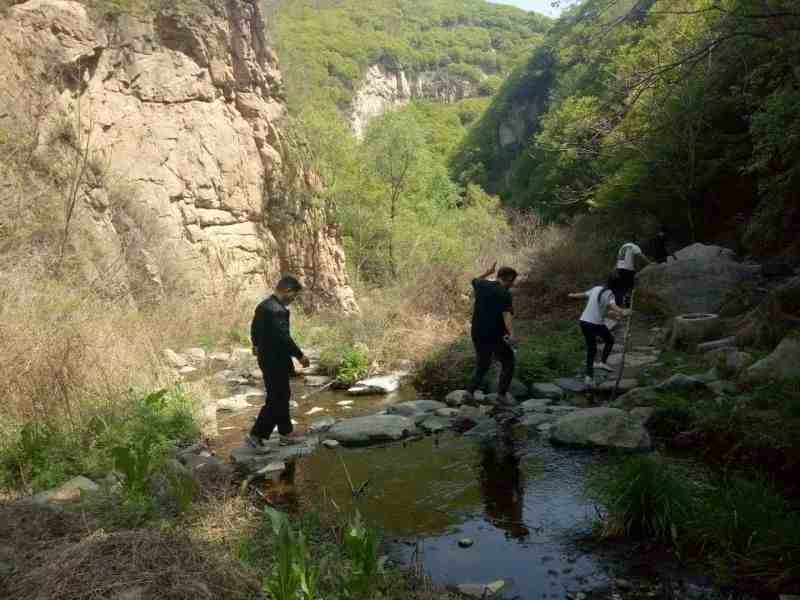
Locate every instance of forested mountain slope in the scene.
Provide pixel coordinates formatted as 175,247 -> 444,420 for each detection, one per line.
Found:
454,0 -> 800,258
268,0 -> 550,117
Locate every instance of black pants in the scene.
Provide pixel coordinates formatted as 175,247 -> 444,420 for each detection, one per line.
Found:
614,268 -> 636,307
468,337 -> 515,396
251,357 -> 293,439
580,321 -> 614,377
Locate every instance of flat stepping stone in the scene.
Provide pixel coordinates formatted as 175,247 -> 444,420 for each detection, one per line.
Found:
521,398 -> 553,412
310,417 -> 337,433
550,407 -> 651,451
304,375 -> 334,387
555,378 -> 588,394
530,383 -> 564,400
305,407 -> 325,416
597,379 -> 639,393
336,400 -> 354,407
435,407 -> 460,418
323,439 -> 340,449
387,400 -> 446,418
347,373 -> 406,396
420,416 -> 449,434
326,415 -> 418,446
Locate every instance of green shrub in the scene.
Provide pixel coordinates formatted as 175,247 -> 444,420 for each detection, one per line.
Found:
590,455 -> 695,544
649,393 -> 697,437
319,345 -> 370,386
748,378 -> 800,418
340,511 -> 384,600
0,387 -> 198,493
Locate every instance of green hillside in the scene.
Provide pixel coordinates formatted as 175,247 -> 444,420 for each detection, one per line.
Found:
270,0 -> 550,112
453,0 -> 800,257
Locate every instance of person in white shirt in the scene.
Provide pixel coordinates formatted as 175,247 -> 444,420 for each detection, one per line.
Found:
568,272 -> 630,386
615,238 -> 651,307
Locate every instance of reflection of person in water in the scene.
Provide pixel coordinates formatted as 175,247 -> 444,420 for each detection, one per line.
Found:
478,432 -> 529,541
262,460 -> 300,513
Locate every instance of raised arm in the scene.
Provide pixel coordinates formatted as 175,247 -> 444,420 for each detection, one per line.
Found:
474,261 -> 497,282
567,292 -> 590,300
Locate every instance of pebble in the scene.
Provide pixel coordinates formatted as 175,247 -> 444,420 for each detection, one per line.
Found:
322,440 -> 340,449
305,407 -> 325,415
458,538 -> 474,548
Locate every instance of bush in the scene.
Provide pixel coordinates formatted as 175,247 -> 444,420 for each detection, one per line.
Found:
748,378 -> 800,418
0,387 -> 197,493
649,393 -> 697,438
590,455 -> 695,544
320,345 -> 370,386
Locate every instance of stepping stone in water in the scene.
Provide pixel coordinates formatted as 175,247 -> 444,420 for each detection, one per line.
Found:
305,407 -> 325,416
530,383 -> 564,400
597,379 -> 639,393
555,378 -> 588,394
337,400 -> 354,407
458,538 -> 474,548
310,417 -> 337,433
323,439 -> 340,449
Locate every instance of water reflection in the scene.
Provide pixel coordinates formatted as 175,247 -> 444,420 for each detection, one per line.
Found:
478,430 -> 530,541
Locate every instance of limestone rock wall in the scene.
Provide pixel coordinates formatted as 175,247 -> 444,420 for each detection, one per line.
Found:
350,63 -> 476,139
0,0 -> 356,311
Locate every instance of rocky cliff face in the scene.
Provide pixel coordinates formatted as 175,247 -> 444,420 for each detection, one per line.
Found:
350,63 -> 476,138
0,0 -> 356,311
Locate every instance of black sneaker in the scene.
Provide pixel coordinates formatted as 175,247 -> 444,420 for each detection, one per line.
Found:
245,433 -> 270,452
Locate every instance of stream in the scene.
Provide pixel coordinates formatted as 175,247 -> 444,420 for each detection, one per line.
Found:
212,380 -> 738,600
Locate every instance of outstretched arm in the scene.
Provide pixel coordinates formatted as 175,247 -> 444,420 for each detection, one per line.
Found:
568,292 -> 590,300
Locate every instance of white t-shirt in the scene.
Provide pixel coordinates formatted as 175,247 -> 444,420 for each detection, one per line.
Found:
580,286 -> 615,325
616,242 -> 643,271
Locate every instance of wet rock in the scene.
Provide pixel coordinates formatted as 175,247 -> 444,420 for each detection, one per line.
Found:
456,581 -> 505,598
745,332 -> 800,382
217,394 -> 252,412
546,405 -> 578,415
420,416 -> 449,434
337,400 -> 354,407
488,378 -> 529,398
555,378 -> 588,394
323,439 -> 340,449
445,390 -> 472,407
537,423 -> 553,434
347,373 -> 406,395
521,398 -> 553,412
305,407 -> 325,416
550,408 -> 652,451
656,373 -> 708,392
530,383 -> 564,400
31,476 -> 100,505
597,379 -> 639,393
435,407 -> 460,418
310,417 -> 337,433
387,400 -> 446,418
453,406 -> 483,432
630,407 -> 656,426
163,348 -> 188,369
464,419 -> 499,439
304,375 -> 333,387
255,462 -> 286,476
231,438 -> 317,471
708,380 -> 740,396
326,415 -> 417,446
458,538 -> 474,548
519,413 -> 555,429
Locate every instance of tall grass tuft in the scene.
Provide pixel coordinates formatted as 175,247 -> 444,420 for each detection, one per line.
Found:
590,455 -> 695,544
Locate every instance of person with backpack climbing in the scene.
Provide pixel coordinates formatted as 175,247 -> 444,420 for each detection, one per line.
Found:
467,262 -> 519,404
614,237 -> 651,307
568,272 -> 630,387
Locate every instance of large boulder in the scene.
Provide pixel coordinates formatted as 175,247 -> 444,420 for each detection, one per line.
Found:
387,400 -> 446,418
637,244 -> 759,316
550,408 -> 652,451
612,386 -> 660,410
31,476 -> 100,505
325,415 -> 417,446
745,333 -> 800,382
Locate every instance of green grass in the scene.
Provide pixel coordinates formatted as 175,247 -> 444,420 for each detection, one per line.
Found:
0,387 -> 198,494
747,378 -> 800,418
590,455 -> 695,544
413,318 -> 582,397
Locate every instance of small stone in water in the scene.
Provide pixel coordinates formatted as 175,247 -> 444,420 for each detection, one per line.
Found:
458,538 -> 474,548
305,407 -> 325,415
323,440 -> 340,449
337,400 -> 354,406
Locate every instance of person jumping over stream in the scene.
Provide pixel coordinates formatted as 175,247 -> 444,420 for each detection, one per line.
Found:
246,275 -> 310,450
467,263 -> 518,404
614,237 -> 651,308
568,272 -> 630,388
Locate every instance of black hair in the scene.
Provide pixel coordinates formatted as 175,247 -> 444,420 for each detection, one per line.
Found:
602,271 -> 621,299
497,266 -> 518,282
276,275 -> 303,293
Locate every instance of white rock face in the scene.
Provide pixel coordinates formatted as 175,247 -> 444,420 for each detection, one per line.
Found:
0,0 -> 356,311
350,63 -> 476,138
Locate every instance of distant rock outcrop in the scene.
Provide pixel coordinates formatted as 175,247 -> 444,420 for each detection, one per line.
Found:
0,0 -> 356,310
350,62 -> 477,138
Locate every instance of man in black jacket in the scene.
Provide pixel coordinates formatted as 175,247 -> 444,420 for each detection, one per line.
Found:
247,275 -> 310,449
467,263 -> 518,403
